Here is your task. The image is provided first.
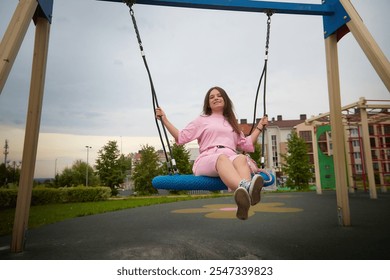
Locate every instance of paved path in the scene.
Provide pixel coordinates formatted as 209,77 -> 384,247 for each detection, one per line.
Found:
1,191 -> 389,260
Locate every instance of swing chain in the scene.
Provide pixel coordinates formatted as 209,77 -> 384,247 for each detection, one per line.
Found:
127,5 -> 145,57
260,12 -> 272,169
249,12 -> 273,136
248,11 -> 273,169
125,2 -> 178,174
264,12 -> 273,60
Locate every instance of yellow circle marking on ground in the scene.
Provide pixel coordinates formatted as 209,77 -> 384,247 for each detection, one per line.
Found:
172,202 -> 303,219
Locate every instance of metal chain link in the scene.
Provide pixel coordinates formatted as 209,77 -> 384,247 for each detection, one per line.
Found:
264,12 -> 272,59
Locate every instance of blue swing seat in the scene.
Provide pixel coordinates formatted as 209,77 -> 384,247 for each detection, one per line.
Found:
152,171 -> 275,191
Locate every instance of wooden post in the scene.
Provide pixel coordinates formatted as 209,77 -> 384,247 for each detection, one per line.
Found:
343,118 -> 355,193
0,0 -> 38,95
11,16 -> 51,253
312,125 -> 322,194
359,100 -> 377,199
325,33 -> 351,226
374,125 -> 387,193
340,0 -> 390,92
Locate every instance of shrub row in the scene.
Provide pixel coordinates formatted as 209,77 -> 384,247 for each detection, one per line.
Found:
0,186 -> 111,209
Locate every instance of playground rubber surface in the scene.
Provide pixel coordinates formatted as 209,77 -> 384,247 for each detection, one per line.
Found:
0,191 -> 389,260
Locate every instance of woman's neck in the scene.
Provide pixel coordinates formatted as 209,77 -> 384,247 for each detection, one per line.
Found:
211,109 -> 224,115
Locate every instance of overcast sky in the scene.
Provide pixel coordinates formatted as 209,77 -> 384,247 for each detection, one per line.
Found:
0,0 -> 389,177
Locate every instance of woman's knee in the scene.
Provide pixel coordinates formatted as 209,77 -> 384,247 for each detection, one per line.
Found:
215,154 -> 230,170
216,154 -> 229,165
233,154 -> 247,166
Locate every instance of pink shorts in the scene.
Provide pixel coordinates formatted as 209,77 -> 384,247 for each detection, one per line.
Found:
192,147 -> 240,177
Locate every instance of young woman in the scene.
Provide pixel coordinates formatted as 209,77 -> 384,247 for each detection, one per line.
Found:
155,86 -> 268,220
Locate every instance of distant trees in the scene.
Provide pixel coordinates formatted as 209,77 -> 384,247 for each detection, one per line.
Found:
281,131 -> 313,190
95,140 -> 131,196
248,142 -> 263,167
55,160 -> 99,187
3,138 -> 193,196
132,144 -> 161,195
171,143 -> 192,174
131,143 -> 193,195
0,162 -> 21,187
54,140 -> 131,197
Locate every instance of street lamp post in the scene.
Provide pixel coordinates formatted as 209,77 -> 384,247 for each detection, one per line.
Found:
85,146 -> 92,186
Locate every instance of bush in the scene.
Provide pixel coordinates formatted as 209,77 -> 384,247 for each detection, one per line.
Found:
0,186 -> 111,209
60,186 -> 111,203
0,189 -> 18,209
31,187 -> 64,205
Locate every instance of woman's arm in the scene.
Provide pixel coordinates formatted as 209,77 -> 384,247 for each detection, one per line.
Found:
155,107 -> 179,142
250,115 -> 268,144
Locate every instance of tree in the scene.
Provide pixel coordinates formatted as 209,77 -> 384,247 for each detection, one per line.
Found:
0,163 -> 9,187
171,143 -> 192,174
281,131 -> 313,190
118,154 -> 132,175
0,162 -> 21,187
118,153 -> 132,187
248,142 -> 263,167
56,160 -> 99,187
131,145 -> 162,195
95,140 -> 125,196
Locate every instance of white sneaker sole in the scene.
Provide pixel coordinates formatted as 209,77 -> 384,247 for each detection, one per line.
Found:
248,175 -> 264,206
234,187 -> 250,220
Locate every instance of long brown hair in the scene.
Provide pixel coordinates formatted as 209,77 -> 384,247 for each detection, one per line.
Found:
202,86 -> 241,134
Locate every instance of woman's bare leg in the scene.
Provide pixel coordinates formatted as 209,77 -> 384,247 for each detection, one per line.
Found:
215,155 -> 243,190
232,154 -> 251,181
216,154 -> 252,220
216,154 -> 252,190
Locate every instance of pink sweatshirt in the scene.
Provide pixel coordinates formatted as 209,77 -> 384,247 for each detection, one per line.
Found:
176,113 -> 254,176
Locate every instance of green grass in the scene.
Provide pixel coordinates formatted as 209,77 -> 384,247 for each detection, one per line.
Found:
0,194 -> 226,236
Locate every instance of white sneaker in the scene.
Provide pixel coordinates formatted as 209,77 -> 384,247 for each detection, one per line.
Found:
234,187 -> 250,220
248,174 -> 264,206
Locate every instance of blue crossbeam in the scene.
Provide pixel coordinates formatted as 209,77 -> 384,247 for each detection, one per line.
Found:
34,1 -> 349,38
36,0 -> 54,23
99,0 -> 334,16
